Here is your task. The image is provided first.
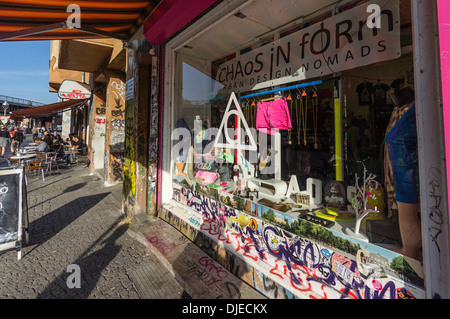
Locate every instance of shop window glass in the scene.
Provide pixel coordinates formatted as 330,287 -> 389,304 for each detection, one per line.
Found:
169,0 -> 422,267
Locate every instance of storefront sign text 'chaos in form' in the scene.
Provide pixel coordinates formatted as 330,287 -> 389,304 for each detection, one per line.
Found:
215,0 -> 400,93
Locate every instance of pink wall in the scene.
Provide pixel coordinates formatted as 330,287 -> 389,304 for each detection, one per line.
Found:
437,0 -> 450,209
144,0 -> 218,44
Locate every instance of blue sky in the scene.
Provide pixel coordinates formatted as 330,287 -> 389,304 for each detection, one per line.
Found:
0,41 -> 58,105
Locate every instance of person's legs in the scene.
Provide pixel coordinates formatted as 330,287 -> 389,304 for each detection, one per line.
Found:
62,153 -> 71,164
396,202 -> 422,261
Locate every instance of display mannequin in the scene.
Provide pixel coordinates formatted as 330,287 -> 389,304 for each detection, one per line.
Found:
384,86 -> 421,261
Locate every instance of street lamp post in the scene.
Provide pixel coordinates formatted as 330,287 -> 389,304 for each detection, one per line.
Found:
2,101 -> 9,116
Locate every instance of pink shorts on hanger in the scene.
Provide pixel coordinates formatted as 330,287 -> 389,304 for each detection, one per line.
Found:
256,98 -> 292,134
256,101 -> 271,134
267,98 -> 292,131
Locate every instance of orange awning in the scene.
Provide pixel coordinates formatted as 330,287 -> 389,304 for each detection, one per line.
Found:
0,0 -> 161,41
10,99 -> 88,121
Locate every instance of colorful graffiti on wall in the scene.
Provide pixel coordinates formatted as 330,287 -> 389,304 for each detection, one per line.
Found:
123,99 -> 136,201
166,182 -> 425,299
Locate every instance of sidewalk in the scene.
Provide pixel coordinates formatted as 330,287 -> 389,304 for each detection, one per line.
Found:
0,135 -> 189,299
129,218 -> 267,299
0,134 -> 266,299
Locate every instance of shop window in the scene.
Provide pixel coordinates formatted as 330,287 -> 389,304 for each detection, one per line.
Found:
169,0 -> 423,270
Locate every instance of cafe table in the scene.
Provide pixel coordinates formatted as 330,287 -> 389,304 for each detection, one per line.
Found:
9,153 -> 36,167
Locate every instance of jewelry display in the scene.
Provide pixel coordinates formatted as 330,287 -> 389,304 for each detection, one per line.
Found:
300,90 -> 308,146
287,95 -> 292,145
295,94 -> 300,145
312,91 -> 319,149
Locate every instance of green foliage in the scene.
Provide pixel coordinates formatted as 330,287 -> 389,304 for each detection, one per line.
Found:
390,256 -> 424,286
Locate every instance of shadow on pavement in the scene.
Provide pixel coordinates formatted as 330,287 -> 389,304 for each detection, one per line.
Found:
27,192 -> 111,250
39,218 -> 127,298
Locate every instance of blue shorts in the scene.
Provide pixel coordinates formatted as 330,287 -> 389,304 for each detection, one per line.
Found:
385,104 -> 419,204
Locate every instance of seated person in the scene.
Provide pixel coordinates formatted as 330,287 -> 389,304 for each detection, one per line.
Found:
62,135 -> 83,165
70,135 -> 83,151
35,137 -> 49,152
42,131 -> 53,146
52,134 -> 63,145
52,134 -> 64,155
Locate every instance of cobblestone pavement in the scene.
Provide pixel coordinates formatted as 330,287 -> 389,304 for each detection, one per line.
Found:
0,135 -> 190,299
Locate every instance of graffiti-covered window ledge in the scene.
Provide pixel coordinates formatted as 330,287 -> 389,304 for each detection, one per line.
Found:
167,180 -> 425,299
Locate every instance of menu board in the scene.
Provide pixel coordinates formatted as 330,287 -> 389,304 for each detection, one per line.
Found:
0,169 -> 27,259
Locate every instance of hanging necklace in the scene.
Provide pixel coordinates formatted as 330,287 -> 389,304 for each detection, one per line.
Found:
300,90 -> 308,146
251,101 -> 256,128
244,102 -> 249,144
287,95 -> 292,145
312,91 -> 319,149
296,93 -> 301,145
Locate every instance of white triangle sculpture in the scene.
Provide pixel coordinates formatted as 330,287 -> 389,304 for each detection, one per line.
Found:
214,92 -> 258,152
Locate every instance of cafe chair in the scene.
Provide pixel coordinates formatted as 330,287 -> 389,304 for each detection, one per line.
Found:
36,153 -> 47,161
24,160 -> 45,185
7,157 -> 20,168
44,152 -> 59,174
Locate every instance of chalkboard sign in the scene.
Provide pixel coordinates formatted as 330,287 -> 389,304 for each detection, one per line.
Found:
0,168 -> 28,259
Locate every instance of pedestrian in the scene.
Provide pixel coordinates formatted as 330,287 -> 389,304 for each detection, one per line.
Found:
32,127 -> 38,141
0,125 -> 9,158
39,126 -> 45,138
9,126 -> 23,153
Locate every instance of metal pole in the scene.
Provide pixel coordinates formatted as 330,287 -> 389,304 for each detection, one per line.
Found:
412,0 -> 450,299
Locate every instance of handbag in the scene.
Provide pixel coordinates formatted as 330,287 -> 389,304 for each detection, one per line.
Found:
362,180 -> 386,227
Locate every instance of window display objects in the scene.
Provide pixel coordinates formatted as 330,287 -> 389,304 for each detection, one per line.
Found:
174,117 -> 191,177
372,81 -> 391,106
247,178 -> 287,203
294,178 -> 322,212
356,81 -> 374,106
351,166 -> 381,237
296,193 -> 310,206
214,92 -> 257,152
316,180 -> 353,221
217,164 -> 231,183
287,95 -> 293,145
299,90 -> 308,146
324,180 -> 346,208
306,178 -> 322,206
255,97 -> 292,135
215,150 -> 234,183
175,162 -> 187,177
384,87 -> 421,261
285,174 -> 301,199
194,170 -> 218,185
312,91 -> 319,149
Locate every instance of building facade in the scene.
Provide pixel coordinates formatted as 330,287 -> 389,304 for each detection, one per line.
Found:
50,38 -> 126,186
48,0 -> 450,299
121,0 -> 450,299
